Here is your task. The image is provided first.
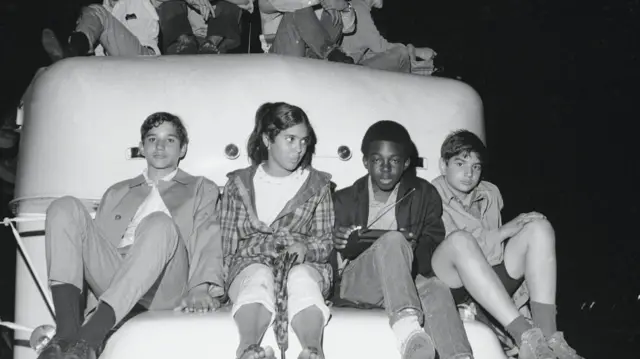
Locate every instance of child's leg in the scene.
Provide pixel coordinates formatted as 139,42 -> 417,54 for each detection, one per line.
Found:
229,264 -> 277,359
205,1 -> 243,53
503,219 -> 558,336
415,275 -> 473,359
431,230 -> 521,327
506,218 -> 583,359
287,264 -> 330,359
340,232 -> 435,359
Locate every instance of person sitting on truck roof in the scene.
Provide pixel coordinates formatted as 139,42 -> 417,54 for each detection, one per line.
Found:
156,0 -> 252,54
221,102 -> 334,359
430,130 -> 584,359
37,112 -> 225,359
41,0 -> 165,63
330,120 -> 474,359
258,0 -> 356,63
341,0 -> 436,73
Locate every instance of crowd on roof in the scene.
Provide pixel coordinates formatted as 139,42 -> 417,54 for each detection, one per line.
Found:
0,0 -> 438,188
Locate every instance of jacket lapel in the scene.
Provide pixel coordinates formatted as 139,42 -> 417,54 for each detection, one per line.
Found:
354,176 -> 370,227
108,183 -> 149,247
395,176 -> 418,230
158,169 -> 194,215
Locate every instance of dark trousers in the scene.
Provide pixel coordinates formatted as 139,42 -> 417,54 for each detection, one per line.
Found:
269,7 -> 342,59
157,0 -> 242,53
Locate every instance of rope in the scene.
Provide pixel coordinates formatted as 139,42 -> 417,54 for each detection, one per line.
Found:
2,217 -> 55,319
0,320 -> 33,333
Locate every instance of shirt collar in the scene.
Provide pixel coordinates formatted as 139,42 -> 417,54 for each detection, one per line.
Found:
367,175 -> 400,205
436,176 -> 487,207
143,168 -> 178,186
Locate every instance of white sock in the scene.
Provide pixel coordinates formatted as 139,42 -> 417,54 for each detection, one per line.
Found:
391,315 -> 423,353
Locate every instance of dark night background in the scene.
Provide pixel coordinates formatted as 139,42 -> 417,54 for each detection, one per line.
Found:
0,0 -> 637,358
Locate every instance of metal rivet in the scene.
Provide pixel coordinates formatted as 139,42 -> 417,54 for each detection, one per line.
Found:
337,145 -> 352,161
224,144 -> 240,160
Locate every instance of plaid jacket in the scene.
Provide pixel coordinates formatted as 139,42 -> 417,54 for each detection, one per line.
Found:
221,165 -> 335,295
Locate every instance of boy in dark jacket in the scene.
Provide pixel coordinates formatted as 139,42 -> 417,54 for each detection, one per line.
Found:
331,121 -> 473,359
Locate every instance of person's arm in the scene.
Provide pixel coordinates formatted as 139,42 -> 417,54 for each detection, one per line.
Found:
223,0 -> 254,12
414,185 -> 446,277
351,0 -> 403,53
340,3 -> 356,33
220,181 -> 242,271
468,185 -> 506,246
186,178 -> 224,296
304,185 -> 335,263
260,0 -> 320,13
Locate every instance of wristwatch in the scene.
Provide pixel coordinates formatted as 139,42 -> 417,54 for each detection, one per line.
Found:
341,1 -> 353,12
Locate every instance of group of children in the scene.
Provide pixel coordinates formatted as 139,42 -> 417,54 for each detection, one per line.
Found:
38,102 -> 584,359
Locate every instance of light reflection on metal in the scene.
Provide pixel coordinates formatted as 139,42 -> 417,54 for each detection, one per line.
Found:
337,146 -> 351,161
224,144 -> 240,160
30,324 -> 56,354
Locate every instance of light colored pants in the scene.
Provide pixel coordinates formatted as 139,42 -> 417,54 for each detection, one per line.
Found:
45,196 -> 189,324
76,4 -> 156,56
229,263 -> 331,325
359,46 -> 411,73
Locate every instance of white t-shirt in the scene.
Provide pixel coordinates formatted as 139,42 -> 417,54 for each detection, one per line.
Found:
118,168 -> 177,249
253,164 -> 310,225
96,0 -> 161,56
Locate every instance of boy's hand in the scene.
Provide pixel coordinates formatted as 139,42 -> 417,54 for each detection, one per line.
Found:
174,284 -> 221,313
499,212 -> 546,240
285,242 -> 307,263
320,0 -> 349,11
185,0 -> 216,20
499,218 -> 524,240
516,211 -> 546,225
333,225 -> 359,249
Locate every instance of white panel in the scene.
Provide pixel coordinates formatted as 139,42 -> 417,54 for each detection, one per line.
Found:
13,55 -> 485,359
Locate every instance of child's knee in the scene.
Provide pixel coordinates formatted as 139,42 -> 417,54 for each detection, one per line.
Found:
523,218 -> 554,240
375,231 -> 411,251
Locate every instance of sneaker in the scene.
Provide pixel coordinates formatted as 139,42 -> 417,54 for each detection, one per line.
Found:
547,332 -> 584,359
199,40 -> 220,54
63,339 -> 96,359
518,328 -> 556,359
36,336 -> 70,359
401,331 -> 436,359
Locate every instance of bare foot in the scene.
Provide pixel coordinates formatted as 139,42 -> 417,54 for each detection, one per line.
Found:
237,344 -> 276,359
298,347 -> 324,359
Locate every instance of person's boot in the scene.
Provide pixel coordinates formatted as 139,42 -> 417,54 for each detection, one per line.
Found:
518,328 -> 556,359
326,47 -> 354,64
42,29 -> 89,64
547,332 -> 584,359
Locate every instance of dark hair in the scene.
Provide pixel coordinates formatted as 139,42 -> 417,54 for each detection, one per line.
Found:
140,112 -> 189,146
361,120 -> 415,158
247,102 -> 317,168
440,129 -> 486,163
